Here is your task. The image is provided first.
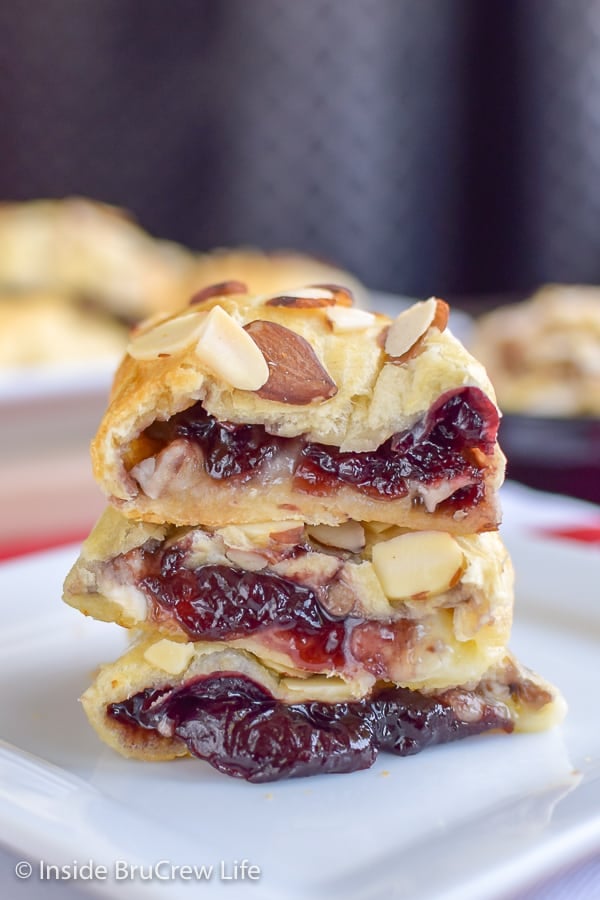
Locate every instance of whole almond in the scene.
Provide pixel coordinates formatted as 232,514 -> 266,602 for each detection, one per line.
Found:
244,319 -> 338,404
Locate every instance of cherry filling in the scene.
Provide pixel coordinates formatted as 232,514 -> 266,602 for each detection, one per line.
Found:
137,553 -> 347,669
142,386 -> 498,508
149,405 -> 282,480
294,387 -> 499,504
107,673 -> 513,782
133,551 -> 438,677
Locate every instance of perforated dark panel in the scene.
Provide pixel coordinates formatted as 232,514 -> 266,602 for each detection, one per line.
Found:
0,0 -> 467,295
1,1 -> 600,297
516,0 -> 600,286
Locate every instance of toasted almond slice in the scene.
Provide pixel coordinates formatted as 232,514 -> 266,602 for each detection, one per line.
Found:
325,307 -> 376,332
270,525 -> 305,544
225,548 -> 269,571
143,639 -> 195,675
371,530 -> 465,600
265,287 -> 337,308
188,280 -> 248,305
245,319 -> 338,404
195,305 -> 269,390
308,521 -> 366,552
218,520 -> 304,549
385,297 -> 449,359
265,284 -> 355,308
309,283 -> 354,306
128,311 -> 208,360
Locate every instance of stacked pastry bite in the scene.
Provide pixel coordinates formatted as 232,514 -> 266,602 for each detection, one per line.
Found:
64,283 -> 565,782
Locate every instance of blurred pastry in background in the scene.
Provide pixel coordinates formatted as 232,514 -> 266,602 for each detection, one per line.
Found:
0,197 -> 194,323
471,284 -> 600,416
0,198 -> 368,371
183,247 -> 370,309
0,292 -> 126,367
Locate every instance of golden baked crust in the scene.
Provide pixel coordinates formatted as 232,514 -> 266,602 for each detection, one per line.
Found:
91,289 -> 504,532
471,284 -> 600,416
81,638 -> 566,762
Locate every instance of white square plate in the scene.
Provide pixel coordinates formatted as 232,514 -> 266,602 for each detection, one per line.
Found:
0,532 -> 598,900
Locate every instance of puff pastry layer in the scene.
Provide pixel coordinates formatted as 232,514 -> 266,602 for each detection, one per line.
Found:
64,507 -> 513,692
92,289 -> 504,532
81,638 -> 566,779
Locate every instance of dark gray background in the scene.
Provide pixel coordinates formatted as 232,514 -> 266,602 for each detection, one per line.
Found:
1,0 -> 599,298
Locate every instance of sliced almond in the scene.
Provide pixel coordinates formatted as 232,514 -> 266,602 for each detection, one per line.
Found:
325,307 -> 376,332
128,311 -> 208,360
308,521 -> 366,552
385,297 -> 449,360
273,552 -> 342,587
225,548 -> 269,571
371,530 -> 465,600
310,284 -> 354,306
365,521 -> 395,535
265,287 -> 337,308
143,639 -> 195,675
218,520 -> 303,549
280,675 -> 368,703
265,284 -> 355,308
245,319 -> 338,404
105,584 -> 148,622
270,525 -> 305,544
129,310 -> 173,338
189,280 -> 248,305
195,305 -> 269,390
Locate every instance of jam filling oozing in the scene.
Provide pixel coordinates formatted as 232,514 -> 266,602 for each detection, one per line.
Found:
144,386 -> 498,508
108,673 -> 513,782
138,553 -> 347,669
163,405 -> 281,480
294,387 -> 499,504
